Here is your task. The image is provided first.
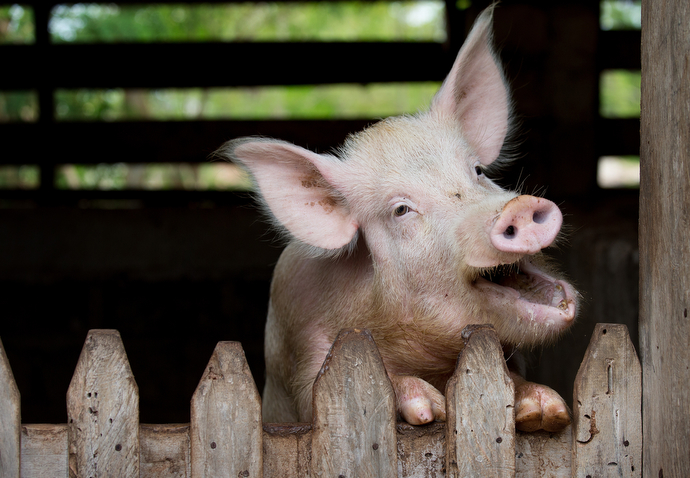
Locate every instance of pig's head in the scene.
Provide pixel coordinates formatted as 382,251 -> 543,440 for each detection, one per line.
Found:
221,7 -> 577,348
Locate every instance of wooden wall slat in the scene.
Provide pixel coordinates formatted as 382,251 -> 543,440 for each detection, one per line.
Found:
190,342 -> 262,478
445,325 -> 515,478
572,324 -> 641,477
639,0 -> 690,476
311,328 -> 397,477
0,337 -> 21,478
66,330 -> 140,478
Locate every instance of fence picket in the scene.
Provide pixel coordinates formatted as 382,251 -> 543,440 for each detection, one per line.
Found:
572,323 -> 641,477
4,324 -> 644,477
190,341 -> 262,478
0,337 -> 21,478
311,328 -> 397,478
66,329 -> 140,478
445,325 -> 515,478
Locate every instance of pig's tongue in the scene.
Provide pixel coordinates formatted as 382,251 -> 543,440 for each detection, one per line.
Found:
496,269 -> 568,310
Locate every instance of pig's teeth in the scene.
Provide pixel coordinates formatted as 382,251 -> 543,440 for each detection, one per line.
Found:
558,300 -> 568,310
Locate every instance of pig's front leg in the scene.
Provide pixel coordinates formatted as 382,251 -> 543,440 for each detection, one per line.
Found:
510,372 -> 571,432
390,375 -> 446,425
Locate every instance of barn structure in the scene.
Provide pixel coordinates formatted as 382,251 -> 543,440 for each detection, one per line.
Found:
0,0 -> 687,476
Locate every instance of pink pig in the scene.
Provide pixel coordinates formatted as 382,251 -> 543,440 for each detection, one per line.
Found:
220,6 -> 577,431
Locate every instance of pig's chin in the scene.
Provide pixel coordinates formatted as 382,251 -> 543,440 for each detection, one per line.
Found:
473,257 -> 577,333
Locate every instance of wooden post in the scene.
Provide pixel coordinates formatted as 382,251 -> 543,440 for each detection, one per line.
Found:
66,330 -> 140,478
0,337 -> 20,478
311,328 -> 397,477
445,325 -> 515,478
190,341 -> 262,478
640,1 -> 690,477
572,324 -> 641,477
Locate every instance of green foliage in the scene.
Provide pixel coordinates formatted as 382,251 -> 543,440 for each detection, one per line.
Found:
55,83 -> 441,121
600,70 -> 640,118
55,163 -> 251,191
0,4 -> 34,43
600,0 -> 641,30
0,165 -> 39,188
0,91 -> 37,122
49,2 -> 446,43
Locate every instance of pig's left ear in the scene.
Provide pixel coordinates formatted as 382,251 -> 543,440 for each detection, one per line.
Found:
222,138 -> 359,252
431,6 -> 509,165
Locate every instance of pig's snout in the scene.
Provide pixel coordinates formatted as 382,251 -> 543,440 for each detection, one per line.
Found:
490,195 -> 562,255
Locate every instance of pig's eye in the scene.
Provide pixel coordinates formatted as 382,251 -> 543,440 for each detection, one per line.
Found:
474,165 -> 484,176
393,204 -> 410,217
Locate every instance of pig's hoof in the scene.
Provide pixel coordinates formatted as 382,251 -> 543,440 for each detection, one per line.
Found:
390,375 -> 446,425
514,381 -> 571,432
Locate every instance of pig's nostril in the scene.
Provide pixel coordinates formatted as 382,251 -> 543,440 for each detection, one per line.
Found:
504,225 -> 516,238
533,210 -> 546,224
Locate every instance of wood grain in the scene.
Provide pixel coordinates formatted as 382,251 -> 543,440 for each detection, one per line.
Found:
572,324 -> 641,477
66,329 -> 139,478
190,341 -> 262,478
640,1 -> 690,477
311,328 -> 397,477
445,325 -> 515,478
20,424 -> 68,478
0,337 -> 20,478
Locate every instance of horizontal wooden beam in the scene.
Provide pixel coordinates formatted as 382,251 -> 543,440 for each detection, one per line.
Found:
1,42 -> 452,89
0,119 -> 374,165
598,30 -> 641,71
0,117 -> 639,167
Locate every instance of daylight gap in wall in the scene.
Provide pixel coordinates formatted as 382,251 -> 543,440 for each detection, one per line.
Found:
597,0 -> 641,189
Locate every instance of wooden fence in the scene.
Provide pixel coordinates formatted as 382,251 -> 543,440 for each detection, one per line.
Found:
0,324 -> 640,477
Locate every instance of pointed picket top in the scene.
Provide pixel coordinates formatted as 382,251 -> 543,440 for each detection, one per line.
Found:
573,323 -> 641,477
190,341 -> 262,478
0,337 -> 21,478
67,329 -> 139,478
311,328 -> 397,478
445,324 -> 515,478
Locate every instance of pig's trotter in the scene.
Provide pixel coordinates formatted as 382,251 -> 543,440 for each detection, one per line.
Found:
390,375 -> 446,425
511,372 -> 571,432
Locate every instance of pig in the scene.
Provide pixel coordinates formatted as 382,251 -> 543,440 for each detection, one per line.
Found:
218,5 -> 577,432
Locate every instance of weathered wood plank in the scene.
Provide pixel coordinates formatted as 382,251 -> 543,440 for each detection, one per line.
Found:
396,422 -> 445,478
140,424 -> 190,478
515,428 -> 571,478
311,328 -> 397,477
640,1 -> 690,477
572,324 -> 641,477
0,337 -> 21,478
263,423 -> 312,478
445,325 -> 515,478
20,424 -> 68,478
66,329 -> 140,478
190,341 -> 262,478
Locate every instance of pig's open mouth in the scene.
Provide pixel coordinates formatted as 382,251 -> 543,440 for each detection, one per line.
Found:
475,258 -> 577,325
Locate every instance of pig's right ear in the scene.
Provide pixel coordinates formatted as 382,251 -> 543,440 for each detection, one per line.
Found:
221,138 -> 359,251
430,5 -> 510,166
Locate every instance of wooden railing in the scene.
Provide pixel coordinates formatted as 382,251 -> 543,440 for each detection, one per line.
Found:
0,323 -> 641,477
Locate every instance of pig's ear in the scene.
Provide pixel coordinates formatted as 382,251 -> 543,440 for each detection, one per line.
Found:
221,138 -> 359,251
431,6 -> 509,165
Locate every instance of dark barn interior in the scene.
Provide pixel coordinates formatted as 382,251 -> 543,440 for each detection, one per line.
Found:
0,0 -> 640,425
